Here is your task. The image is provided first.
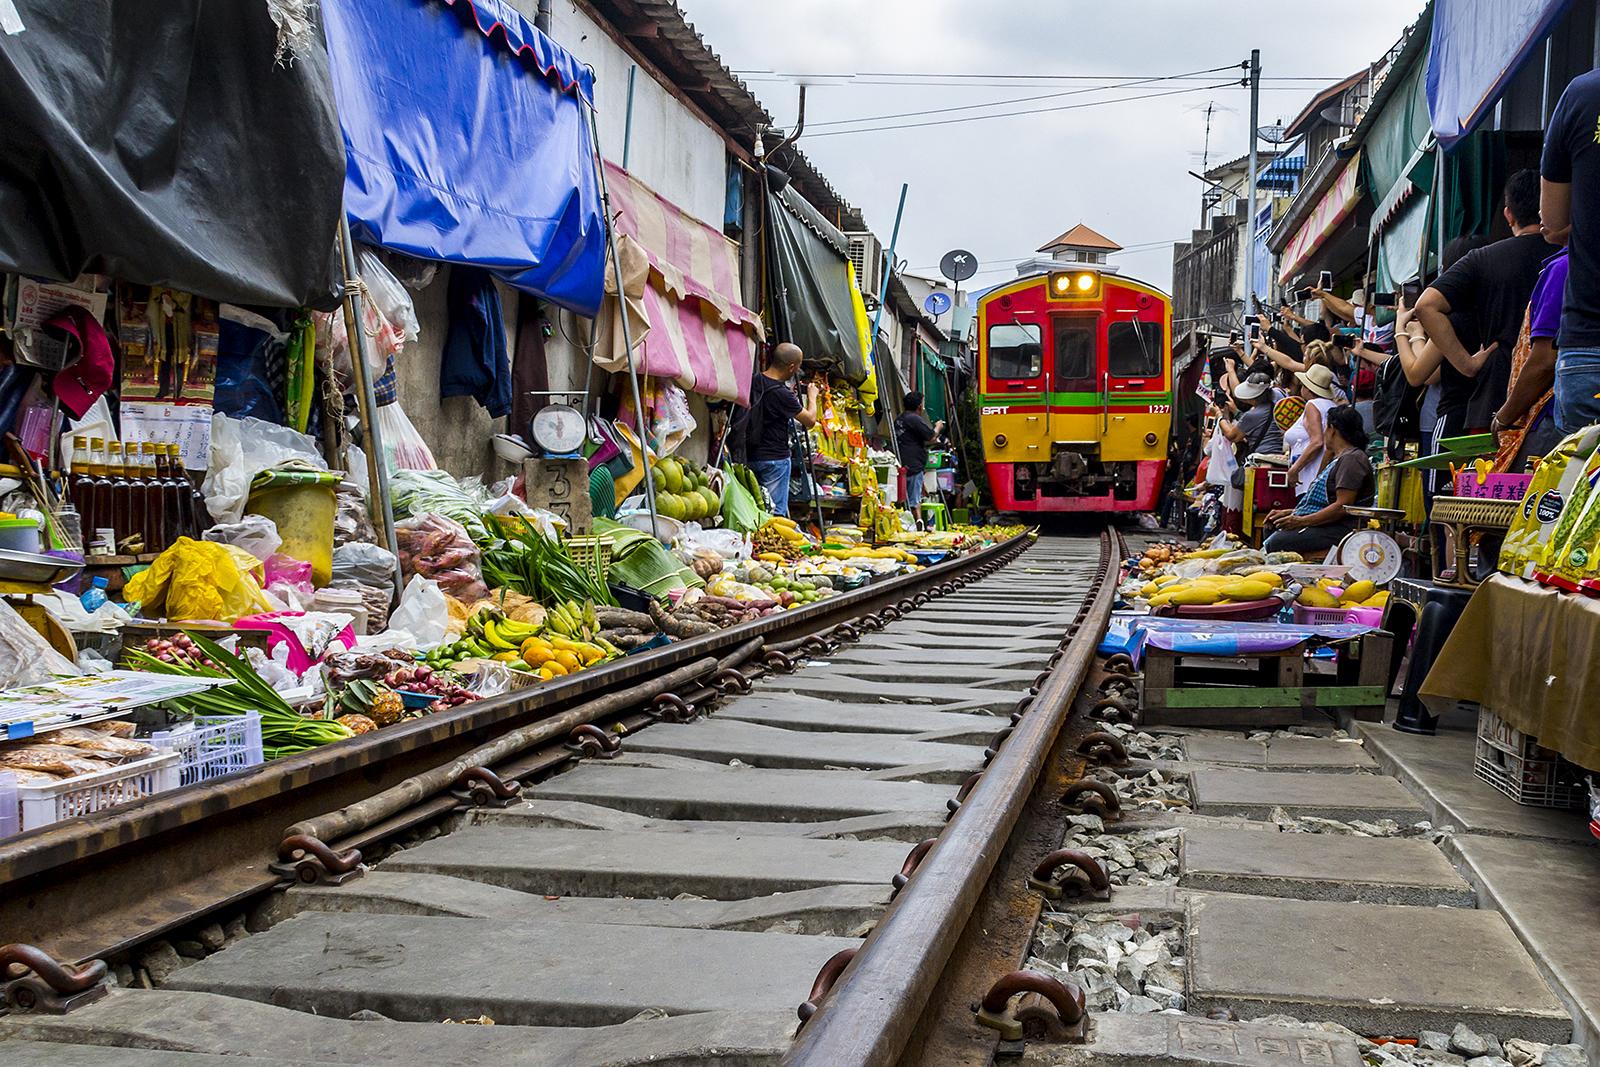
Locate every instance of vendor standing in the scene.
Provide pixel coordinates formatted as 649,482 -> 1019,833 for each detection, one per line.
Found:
894,390 -> 945,511
747,342 -> 818,515
1263,406 -> 1375,555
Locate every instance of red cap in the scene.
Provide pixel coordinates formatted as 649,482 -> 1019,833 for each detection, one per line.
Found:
44,306 -> 115,418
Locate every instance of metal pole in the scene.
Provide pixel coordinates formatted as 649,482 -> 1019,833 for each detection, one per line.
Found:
586,98 -> 658,531
869,184 -> 907,468
622,66 -> 637,170
335,217 -> 402,600
1245,49 -> 1261,306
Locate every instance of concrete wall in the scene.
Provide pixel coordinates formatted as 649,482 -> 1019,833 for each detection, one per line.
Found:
388,0 -> 735,481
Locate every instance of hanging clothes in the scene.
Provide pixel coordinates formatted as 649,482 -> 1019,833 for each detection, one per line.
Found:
441,267 -> 511,419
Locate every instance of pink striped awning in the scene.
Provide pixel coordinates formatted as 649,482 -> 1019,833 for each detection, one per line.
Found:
602,163 -> 762,403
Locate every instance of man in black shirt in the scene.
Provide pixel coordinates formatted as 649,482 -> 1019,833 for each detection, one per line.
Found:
894,391 -> 944,512
1416,170 -> 1557,434
746,342 -> 818,516
1542,69 -> 1600,432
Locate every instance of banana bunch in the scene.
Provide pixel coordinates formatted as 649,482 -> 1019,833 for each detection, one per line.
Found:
544,598 -> 600,641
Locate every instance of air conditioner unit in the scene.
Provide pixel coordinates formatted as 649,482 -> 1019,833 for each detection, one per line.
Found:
846,231 -> 885,301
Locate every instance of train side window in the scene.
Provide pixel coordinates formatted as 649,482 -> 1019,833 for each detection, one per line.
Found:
1053,321 -> 1096,389
1107,321 -> 1164,377
988,323 -> 1042,379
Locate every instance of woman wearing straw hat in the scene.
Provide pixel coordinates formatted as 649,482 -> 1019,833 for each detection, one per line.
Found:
1283,363 -> 1341,499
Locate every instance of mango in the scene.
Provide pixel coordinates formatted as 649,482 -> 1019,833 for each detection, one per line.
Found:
1297,586 -> 1338,608
1339,580 -> 1377,606
1360,591 -> 1390,608
1220,580 -> 1274,602
1243,571 -> 1284,588
1169,585 -> 1223,606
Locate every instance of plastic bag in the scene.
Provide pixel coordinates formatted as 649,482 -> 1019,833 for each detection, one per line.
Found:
377,402 -> 438,472
46,590 -> 132,635
204,515 -> 283,563
385,575 -> 450,650
394,513 -> 489,602
334,481 -> 377,545
123,538 -> 273,622
357,247 -> 420,348
719,473 -> 761,534
264,554 -> 314,594
204,413 -> 328,525
0,598 -> 80,686
390,468 -> 488,541
331,542 -> 398,587
676,524 -> 750,560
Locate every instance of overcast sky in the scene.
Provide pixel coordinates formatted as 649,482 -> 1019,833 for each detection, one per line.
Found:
677,0 -> 1423,293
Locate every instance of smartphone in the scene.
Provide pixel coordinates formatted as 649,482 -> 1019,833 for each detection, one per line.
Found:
1372,292 -> 1398,308
1318,270 -> 1333,290
1401,281 -> 1422,305
1228,330 -> 1240,345
1248,322 -> 1261,342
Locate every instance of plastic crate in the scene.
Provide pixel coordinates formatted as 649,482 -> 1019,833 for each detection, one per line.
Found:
17,751 -> 182,831
1474,707 -> 1586,808
1291,604 -> 1384,627
150,713 -> 264,787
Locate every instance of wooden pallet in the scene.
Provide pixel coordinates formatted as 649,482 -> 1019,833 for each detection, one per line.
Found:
1138,630 -> 1393,728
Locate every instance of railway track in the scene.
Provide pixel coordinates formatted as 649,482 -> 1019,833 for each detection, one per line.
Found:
0,529 -> 1123,1066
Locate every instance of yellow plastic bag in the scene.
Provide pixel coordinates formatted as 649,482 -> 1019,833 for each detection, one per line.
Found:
123,538 -> 272,622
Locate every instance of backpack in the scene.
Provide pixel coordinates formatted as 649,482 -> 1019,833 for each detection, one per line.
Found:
1371,354 -> 1421,442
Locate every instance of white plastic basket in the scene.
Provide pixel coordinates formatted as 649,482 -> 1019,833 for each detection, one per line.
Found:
150,713 -> 264,787
1474,706 -> 1586,809
17,751 -> 182,832
0,771 -> 18,839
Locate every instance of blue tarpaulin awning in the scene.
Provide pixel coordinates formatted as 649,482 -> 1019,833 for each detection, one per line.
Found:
1425,0 -> 1572,151
321,0 -> 606,315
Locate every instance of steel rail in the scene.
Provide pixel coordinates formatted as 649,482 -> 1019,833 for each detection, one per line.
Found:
781,526 -> 1116,1067
0,532 -> 1033,965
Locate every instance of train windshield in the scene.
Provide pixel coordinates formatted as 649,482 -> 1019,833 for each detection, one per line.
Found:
988,323 -> 1042,379
1107,320 -> 1164,377
1053,320 -> 1097,390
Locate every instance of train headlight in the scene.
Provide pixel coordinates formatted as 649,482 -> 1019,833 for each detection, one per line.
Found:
993,433 -> 1008,448
1049,271 -> 1100,298
1145,432 -> 1159,446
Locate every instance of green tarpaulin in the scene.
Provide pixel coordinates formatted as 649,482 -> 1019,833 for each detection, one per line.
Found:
765,186 -> 869,385
919,341 -> 948,426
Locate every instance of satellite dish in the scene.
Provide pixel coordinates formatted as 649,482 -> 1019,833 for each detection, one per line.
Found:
940,249 -> 978,284
923,291 -> 953,317
1257,123 -> 1290,144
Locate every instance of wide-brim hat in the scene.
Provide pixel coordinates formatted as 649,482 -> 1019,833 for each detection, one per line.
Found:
1233,374 -> 1271,402
1294,364 -> 1336,400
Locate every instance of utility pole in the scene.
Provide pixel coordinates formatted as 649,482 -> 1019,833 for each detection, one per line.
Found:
1244,49 -> 1262,306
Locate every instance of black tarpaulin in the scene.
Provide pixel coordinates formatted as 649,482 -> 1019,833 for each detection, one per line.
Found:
765,185 -> 868,385
0,1 -> 344,308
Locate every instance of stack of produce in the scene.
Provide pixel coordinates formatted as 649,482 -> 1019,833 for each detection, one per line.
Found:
649,457 -> 722,524
753,515 -> 807,561
1296,579 -> 1388,610
1142,571 -> 1284,607
518,633 -> 616,679
481,515 -> 614,606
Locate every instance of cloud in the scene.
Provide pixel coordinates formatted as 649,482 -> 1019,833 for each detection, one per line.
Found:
679,0 -> 1422,290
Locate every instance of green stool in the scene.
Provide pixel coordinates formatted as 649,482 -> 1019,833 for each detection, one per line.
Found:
919,501 -> 948,531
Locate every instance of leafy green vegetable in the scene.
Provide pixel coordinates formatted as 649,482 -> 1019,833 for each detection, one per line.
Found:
481,515 -> 616,606
125,632 -> 353,758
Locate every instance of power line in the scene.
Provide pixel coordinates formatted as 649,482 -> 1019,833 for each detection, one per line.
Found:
807,81 -> 1239,138
807,64 -> 1239,129
907,239 -> 1187,274
734,68 -> 1344,83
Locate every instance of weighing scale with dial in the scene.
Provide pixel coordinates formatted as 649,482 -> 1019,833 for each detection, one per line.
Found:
525,393 -> 589,459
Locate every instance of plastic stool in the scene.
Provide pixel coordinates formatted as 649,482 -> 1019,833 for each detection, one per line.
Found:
919,501 -> 948,531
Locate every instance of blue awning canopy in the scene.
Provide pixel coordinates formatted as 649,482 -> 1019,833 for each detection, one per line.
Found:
321,0 -> 606,315
1425,0 -> 1572,151
1258,155 -> 1306,194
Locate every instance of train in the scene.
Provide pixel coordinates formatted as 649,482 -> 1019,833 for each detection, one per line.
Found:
975,267 -> 1174,513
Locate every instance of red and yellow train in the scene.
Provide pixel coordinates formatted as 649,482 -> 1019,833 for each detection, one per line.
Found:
975,268 -> 1173,513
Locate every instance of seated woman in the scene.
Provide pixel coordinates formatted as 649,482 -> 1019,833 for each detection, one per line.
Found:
1262,406 -> 1375,556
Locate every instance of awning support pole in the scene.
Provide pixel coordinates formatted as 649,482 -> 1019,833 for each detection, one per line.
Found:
869,183 -> 907,469
586,98 -> 659,532
335,217 -> 403,600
